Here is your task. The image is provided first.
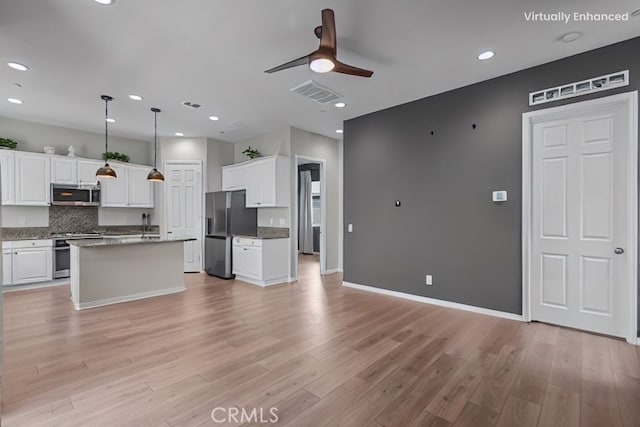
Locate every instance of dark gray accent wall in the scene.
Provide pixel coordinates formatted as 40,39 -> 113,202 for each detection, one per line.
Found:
344,36 -> 640,315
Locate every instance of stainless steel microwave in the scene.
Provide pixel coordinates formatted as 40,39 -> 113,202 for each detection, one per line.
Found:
50,184 -> 101,206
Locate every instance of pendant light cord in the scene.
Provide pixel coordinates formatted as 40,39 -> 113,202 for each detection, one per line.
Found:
104,97 -> 109,156
154,110 -> 158,169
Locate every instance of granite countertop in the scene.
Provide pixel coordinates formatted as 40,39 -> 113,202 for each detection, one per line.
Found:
2,225 -> 160,241
256,227 -> 290,239
69,237 -> 196,248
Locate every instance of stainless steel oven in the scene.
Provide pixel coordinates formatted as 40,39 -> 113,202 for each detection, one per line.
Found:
53,234 -> 102,279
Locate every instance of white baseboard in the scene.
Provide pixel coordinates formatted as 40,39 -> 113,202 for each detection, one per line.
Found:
2,279 -> 70,293
342,281 -> 523,322
73,286 -> 185,310
234,275 -> 289,288
324,268 -> 343,275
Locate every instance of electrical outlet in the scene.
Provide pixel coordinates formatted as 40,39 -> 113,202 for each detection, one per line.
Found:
426,275 -> 433,286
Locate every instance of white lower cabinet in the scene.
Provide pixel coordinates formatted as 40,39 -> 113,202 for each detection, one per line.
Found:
3,248 -> 12,285
232,237 -> 289,286
3,240 -> 53,286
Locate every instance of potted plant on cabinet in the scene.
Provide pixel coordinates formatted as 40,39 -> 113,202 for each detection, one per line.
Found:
0,138 -> 18,150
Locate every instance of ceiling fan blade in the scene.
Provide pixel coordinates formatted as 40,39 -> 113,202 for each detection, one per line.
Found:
264,54 -> 309,73
319,9 -> 336,51
333,61 -> 374,78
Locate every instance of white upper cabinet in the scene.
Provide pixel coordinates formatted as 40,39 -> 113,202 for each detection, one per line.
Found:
77,159 -> 103,186
15,152 -> 51,206
128,165 -> 154,208
221,165 -> 246,191
100,163 -> 129,207
51,156 -> 78,185
221,156 -> 289,207
0,150 -> 15,205
0,149 -> 154,208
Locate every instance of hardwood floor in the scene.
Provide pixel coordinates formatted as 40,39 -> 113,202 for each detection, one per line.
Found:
3,254 -> 639,426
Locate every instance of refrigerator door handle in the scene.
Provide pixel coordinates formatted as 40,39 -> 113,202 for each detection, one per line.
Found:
206,218 -> 213,235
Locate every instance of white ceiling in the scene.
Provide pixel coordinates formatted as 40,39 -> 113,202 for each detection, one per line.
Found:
0,0 -> 639,143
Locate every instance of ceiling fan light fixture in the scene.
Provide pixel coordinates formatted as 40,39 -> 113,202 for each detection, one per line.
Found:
309,54 -> 335,73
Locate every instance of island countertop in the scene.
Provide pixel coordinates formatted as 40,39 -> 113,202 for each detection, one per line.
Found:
68,237 -> 196,248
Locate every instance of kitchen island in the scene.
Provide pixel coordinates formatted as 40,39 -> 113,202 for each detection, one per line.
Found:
69,237 -> 194,310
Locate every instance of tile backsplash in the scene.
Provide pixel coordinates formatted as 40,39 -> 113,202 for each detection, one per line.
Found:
49,205 -> 98,233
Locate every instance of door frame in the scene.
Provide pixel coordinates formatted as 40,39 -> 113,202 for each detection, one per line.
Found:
163,160 -> 204,271
522,91 -> 638,344
294,155 -> 327,276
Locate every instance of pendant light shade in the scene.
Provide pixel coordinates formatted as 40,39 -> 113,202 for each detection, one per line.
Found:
148,107 -> 164,182
96,163 -> 117,179
96,95 -> 117,179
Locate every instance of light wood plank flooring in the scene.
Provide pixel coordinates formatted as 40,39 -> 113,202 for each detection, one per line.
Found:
3,255 -> 639,426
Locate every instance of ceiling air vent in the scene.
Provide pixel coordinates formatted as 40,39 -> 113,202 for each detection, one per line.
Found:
182,101 -> 203,109
225,121 -> 249,132
290,80 -> 343,104
529,70 -> 629,106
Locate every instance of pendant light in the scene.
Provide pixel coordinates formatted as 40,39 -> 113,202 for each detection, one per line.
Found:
96,95 -> 117,179
147,107 -> 164,182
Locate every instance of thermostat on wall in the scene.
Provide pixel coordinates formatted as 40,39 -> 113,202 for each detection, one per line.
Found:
492,191 -> 507,202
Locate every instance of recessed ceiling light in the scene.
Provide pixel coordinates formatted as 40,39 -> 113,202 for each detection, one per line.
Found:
7,62 -> 29,71
209,116 -> 219,121
105,118 -> 115,123
631,8 -> 640,17
336,129 -> 343,134
477,51 -> 495,60
334,102 -> 346,108
128,94 -> 143,101
560,32 -> 582,43
94,0 -> 114,5
175,132 -> 184,137
8,98 -> 23,104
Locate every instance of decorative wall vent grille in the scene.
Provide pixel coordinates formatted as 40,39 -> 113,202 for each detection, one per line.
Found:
529,70 -> 629,106
290,80 -> 343,104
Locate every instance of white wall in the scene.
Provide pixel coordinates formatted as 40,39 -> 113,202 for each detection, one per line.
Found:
0,116 -> 151,164
290,127 -> 341,276
1,206 -> 48,228
338,138 -> 344,272
234,128 -> 291,162
207,138 -> 235,192
99,207 -> 156,226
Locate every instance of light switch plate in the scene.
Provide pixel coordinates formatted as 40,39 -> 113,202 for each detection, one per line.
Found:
348,224 -> 353,233
492,191 -> 507,202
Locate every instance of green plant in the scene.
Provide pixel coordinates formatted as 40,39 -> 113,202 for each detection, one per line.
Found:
103,152 -> 130,162
242,146 -> 261,159
0,138 -> 18,149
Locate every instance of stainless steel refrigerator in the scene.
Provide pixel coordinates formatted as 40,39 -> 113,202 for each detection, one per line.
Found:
205,190 -> 257,278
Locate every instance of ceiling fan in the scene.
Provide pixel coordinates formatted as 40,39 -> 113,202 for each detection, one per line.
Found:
265,9 -> 374,78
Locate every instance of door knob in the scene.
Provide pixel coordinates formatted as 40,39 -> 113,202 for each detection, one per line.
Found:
614,247 -> 624,254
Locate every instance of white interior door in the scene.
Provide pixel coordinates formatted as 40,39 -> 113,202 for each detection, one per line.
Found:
165,162 -> 202,272
528,95 -> 635,339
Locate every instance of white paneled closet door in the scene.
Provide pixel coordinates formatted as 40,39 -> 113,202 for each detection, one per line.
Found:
165,162 -> 202,272
530,100 -> 631,338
